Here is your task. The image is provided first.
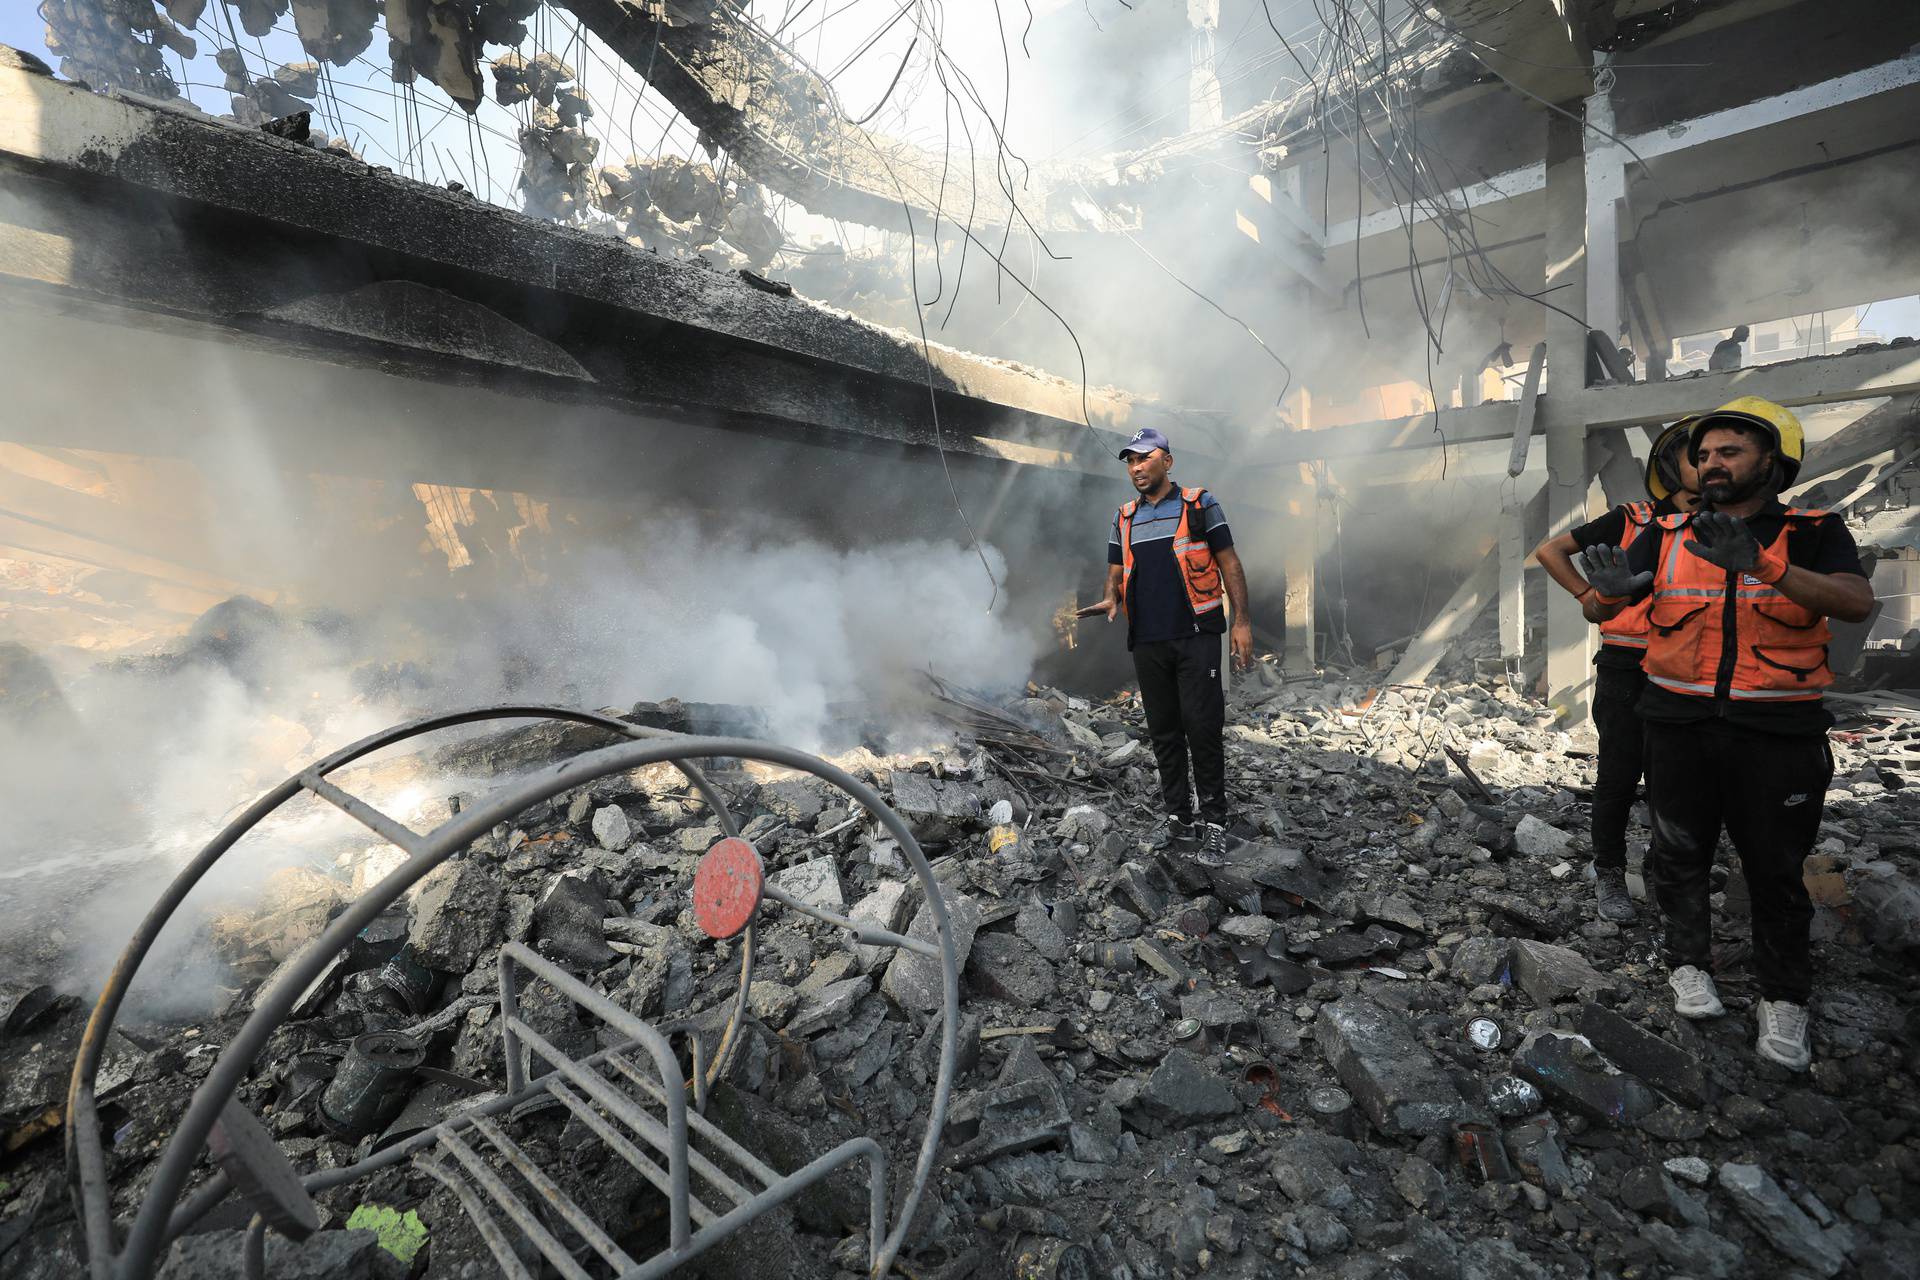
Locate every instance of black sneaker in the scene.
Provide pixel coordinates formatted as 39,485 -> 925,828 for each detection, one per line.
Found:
1200,822 -> 1230,860
1594,865 -> 1636,923
1167,817 -> 1201,852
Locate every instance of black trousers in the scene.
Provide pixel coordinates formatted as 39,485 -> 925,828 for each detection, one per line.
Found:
1644,719 -> 1832,1003
1133,633 -> 1228,825
1590,663 -> 1648,871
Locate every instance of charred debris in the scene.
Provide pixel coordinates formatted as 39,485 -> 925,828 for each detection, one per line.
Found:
5,651 -> 1920,1279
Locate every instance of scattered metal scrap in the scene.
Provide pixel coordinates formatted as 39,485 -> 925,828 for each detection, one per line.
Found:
65,705 -> 962,1280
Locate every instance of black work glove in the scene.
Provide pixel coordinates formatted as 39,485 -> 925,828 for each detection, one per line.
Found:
1681,511 -> 1780,579
1578,545 -> 1652,600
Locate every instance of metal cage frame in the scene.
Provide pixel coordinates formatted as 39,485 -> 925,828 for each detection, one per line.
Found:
65,705 -> 961,1279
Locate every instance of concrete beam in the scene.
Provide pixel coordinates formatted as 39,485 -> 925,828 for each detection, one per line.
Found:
1796,394 -> 1920,485
1424,0 -> 1592,105
1326,53 -> 1920,249
1246,344 -> 1920,465
0,65 -> 1174,475
1577,346 -> 1920,430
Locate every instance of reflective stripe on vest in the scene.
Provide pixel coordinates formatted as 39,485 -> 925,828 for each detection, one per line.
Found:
1642,507 -> 1834,703
1598,501 -> 1657,650
1117,486 -> 1226,623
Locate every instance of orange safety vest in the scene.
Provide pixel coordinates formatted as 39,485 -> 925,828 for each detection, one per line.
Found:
1597,501 -> 1658,652
1643,508 -> 1834,703
1118,486 -> 1226,621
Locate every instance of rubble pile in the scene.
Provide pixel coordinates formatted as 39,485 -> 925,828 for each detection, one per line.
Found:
38,0 -> 193,100
4,668 -> 1920,1279
586,154 -> 786,270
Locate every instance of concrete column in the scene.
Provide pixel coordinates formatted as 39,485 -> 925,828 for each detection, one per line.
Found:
1280,387 -> 1317,672
1542,107 -> 1597,723
1582,59 -> 1623,351
1498,485 -> 1527,665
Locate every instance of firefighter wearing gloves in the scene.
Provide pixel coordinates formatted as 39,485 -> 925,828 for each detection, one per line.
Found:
1536,420 -> 1700,923
1583,397 -> 1873,1072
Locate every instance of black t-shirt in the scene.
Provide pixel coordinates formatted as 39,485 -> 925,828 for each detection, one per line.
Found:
1621,503 -> 1867,735
1109,489 -> 1234,649
1571,498 -> 1680,670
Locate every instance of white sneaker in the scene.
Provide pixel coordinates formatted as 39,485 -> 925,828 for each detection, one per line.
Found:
1669,966 -> 1725,1020
1756,999 -> 1812,1072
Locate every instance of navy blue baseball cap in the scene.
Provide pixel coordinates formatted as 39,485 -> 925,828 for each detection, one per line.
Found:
1118,427 -> 1171,458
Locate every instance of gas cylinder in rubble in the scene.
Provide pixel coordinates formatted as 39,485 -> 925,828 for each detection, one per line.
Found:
987,800 -> 1023,858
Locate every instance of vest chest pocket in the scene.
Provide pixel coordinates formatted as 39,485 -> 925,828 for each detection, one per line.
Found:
1748,604 -> 1829,684
1181,545 -> 1221,596
1645,598 -> 1710,683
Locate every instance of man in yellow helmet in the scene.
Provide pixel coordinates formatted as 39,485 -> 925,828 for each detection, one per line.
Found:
1535,420 -> 1700,923
1581,397 -> 1873,1072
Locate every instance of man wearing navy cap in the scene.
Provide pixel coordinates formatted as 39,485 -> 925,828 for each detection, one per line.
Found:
1097,427 -> 1253,856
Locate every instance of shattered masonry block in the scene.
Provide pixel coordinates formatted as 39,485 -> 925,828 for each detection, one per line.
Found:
1509,938 -> 1615,1007
1355,893 -> 1424,933
1503,1116 -> 1573,1193
1132,1049 -> 1237,1130
769,857 -> 844,913
1718,1163 -> 1847,1277
1511,1030 -> 1661,1128
887,770 -> 982,843
1513,813 -> 1575,859
1055,803 -> 1110,843
1315,995 -> 1479,1136
1113,861 -> 1168,919
1643,1223 -> 1746,1280
948,1078 -> 1071,1166
1450,936 -> 1511,987
967,932 -> 1059,1006
760,777 -> 826,827
1268,1133 -> 1361,1209
591,804 -> 631,851
408,856 -> 502,972
847,882 -> 910,971
882,890 -> 981,1013
1014,899 -> 1070,960
1572,1002 -> 1711,1108
533,873 -> 616,970
156,1227 -> 386,1280
786,975 -> 871,1037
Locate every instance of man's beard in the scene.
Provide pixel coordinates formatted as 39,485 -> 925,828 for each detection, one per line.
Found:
1701,467 -> 1769,505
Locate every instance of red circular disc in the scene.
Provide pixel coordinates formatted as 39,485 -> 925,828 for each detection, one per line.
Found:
693,837 -> 764,940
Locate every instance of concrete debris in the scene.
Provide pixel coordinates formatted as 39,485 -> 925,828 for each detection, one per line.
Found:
590,803 -> 631,851
1512,814 -> 1575,860
769,857 -> 844,914
1317,994 -> 1480,1136
9,670 -> 1920,1280
1718,1162 -> 1850,1276
1508,938 -> 1615,1006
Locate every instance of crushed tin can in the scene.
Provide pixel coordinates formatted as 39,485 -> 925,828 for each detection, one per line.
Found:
1306,1084 -> 1356,1137
1171,1017 -> 1203,1042
1454,1120 -> 1515,1183
1466,1016 -> 1503,1051
319,1031 -> 426,1140
1078,942 -> 1138,973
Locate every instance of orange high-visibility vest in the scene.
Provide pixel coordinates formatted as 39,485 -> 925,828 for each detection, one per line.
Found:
1643,508 -> 1835,703
1598,501 -> 1658,652
1118,487 -> 1226,621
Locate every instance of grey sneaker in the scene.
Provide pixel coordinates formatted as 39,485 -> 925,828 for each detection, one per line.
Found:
1200,822 -> 1230,860
1166,817 -> 1201,852
1594,866 -> 1636,922
1756,999 -> 1812,1072
1669,965 -> 1725,1020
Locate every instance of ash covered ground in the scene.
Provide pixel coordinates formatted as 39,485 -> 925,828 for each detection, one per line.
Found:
5,654 -> 1920,1280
